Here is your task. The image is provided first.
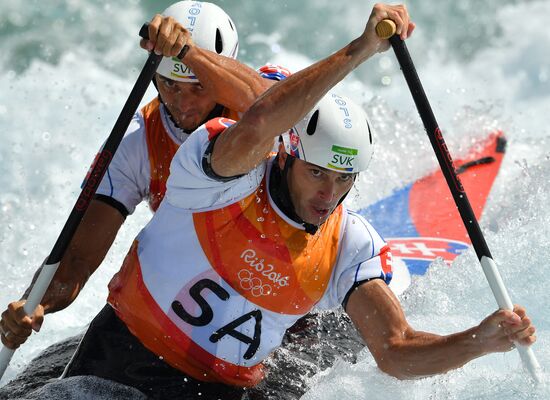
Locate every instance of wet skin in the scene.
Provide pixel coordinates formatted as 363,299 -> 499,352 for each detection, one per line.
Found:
277,149 -> 355,226
156,74 -> 217,131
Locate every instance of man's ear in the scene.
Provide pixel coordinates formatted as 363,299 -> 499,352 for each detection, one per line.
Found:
277,143 -> 287,170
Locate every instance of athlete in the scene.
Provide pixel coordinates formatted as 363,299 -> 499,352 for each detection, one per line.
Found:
1,1 -> 285,349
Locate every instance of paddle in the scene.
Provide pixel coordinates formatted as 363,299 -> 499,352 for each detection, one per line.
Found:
375,19 -> 541,382
0,24 -> 162,380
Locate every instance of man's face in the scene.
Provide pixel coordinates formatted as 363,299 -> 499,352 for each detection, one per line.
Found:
278,147 -> 356,226
156,74 -> 218,131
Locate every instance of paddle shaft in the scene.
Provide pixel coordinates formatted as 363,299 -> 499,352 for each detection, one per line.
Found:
376,20 -> 541,381
0,30 -> 162,381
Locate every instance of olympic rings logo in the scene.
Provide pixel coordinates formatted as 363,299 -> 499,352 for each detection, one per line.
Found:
238,269 -> 273,297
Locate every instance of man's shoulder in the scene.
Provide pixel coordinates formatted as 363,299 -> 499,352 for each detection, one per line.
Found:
343,209 -> 375,234
168,119 -> 265,200
140,97 -> 161,116
203,117 -> 238,140
340,208 -> 385,253
118,114 -> 147,154
118,105 -> 147,142
166,142 -> 265,212
176,117 -> 238,159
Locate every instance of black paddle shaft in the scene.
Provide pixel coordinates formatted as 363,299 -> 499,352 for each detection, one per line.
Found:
388,35 -> 492,262
47,27 -> 162,264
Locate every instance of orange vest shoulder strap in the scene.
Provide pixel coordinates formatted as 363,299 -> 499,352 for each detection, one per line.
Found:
143,98 -> 180,212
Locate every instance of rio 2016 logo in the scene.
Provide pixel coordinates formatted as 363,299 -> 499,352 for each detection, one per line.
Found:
237,269 -> 272,297
240,249 -> 290,288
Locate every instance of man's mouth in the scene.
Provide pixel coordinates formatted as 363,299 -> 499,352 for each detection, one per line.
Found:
310,205 -> 331,219
178,109 -> 200,118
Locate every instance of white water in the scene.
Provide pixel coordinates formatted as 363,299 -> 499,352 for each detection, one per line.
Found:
1,0 -> 549,398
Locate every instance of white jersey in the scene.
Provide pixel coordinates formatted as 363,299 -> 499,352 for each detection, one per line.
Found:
107,118 -> 393,387
95,101 -> 186,214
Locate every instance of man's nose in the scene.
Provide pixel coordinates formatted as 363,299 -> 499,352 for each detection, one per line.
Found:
318,179 -> 337,203
176,94 -> 198,108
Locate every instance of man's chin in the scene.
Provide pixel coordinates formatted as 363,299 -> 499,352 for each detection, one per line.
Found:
176,118 -> 202,132
169,110 -> 204,131
302,212 -> 331,227
295,204 -> 335,227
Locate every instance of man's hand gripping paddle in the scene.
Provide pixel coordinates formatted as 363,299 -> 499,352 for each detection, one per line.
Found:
375,19 -> 541,382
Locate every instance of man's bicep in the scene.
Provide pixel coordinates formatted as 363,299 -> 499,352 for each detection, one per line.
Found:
58,200 -> 125,280
210,64 -> 292,176
345,279 -> 410,357
167,123 -> 265,210
70,200 -> 125,261
210,119 -> 275,178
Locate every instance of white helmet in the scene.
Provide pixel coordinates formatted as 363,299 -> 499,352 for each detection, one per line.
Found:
157,1 -> 239,82
282,92 -> 374,173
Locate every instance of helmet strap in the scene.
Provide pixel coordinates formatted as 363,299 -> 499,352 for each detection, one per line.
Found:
335,175 -> 357,207
269,155 -> 319,235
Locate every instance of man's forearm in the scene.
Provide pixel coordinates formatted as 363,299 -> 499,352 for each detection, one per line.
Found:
210,4 -> 412,176
183,46 -> 273,112
21,257 -> 91,314
347,280 -> 492,380
380,328 -> 486,379
22,200 -> 124,314
211,36 -> 378,177
238,37 -> 377,142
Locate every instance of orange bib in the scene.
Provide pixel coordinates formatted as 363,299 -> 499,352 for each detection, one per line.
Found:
108,175 -> 344,387
144,100 -> 240,211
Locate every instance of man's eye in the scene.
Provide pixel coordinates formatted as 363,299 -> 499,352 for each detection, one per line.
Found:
310,169 -> 323,177
161,78 -> 177,88
338,174 -> 354,183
